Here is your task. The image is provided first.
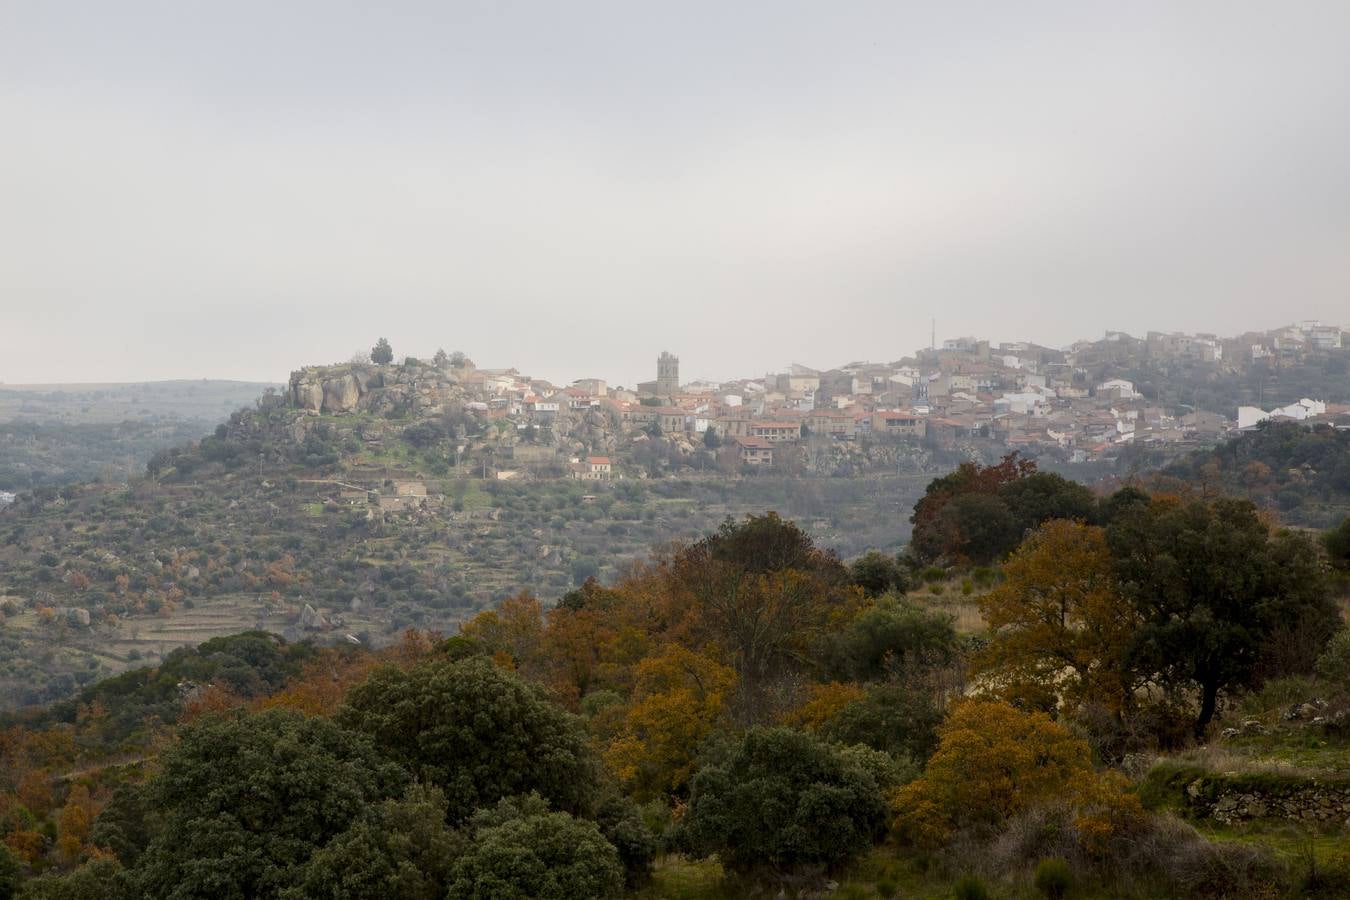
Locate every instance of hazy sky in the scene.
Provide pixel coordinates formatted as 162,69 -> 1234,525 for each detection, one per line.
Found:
3,2 -> 1348,388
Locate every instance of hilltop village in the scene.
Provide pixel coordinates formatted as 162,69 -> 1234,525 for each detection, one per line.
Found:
284,320 -> 1350,486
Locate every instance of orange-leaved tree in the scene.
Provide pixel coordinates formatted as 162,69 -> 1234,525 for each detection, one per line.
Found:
604,644 -> 736,801
974,520 -> 1139,715
541,579 -> 652,706
780,681 -> 868,731
661,513 -> 860,690
459,591 -> 544,673
892,700 -> 1141,849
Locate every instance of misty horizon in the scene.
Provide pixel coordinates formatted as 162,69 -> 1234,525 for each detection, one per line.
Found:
5,3 -> 1348,387
0,314 -> 1338,392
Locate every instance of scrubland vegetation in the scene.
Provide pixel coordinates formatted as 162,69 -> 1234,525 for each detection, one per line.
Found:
1,447 -> 1347,897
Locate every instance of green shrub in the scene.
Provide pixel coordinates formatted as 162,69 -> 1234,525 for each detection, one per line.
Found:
448,797 -> 623,899
1034,857 -> 1072,900
682,727 -> 888,875
1239,675 -> 1319,717
336,657 -> 600,823
952,873 -> 989,900
1315,630 -> 1350,694
0,843 -> 21,899
1296,846 -> 1350,899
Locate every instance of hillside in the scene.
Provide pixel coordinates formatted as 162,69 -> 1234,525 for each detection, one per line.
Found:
0,380 -> 280,492
1,497 -> 1345,899
1154,421 -> 1350,528
0,360 -> 946,708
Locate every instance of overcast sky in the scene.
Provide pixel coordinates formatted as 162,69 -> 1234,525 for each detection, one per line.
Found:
3,2 -> 1348,388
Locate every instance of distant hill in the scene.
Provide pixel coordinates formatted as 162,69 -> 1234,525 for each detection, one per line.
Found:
0,379 -> 281,424
0,379 -> 281,491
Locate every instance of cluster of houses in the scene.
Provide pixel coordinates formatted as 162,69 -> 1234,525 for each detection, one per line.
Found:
444,321 -> 1348,476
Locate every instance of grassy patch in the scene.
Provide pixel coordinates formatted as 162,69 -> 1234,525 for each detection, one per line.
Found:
1197,820 -> 1346,861
634,856 -> 735,899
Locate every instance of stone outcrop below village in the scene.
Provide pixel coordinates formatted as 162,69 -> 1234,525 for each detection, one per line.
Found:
288,362 -> 465,418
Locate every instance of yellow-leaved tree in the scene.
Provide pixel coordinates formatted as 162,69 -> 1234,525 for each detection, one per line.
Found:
892,700 -> 1141,849
780,681 -> 867,731
973,520 -> 1139,714
604,644 -> 736,801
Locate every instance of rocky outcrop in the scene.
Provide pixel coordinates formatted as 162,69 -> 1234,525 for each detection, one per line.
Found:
298,602 -> 329,630
293,378 -> 324,413
288,363 -> 465,416
321,373 -> 362,413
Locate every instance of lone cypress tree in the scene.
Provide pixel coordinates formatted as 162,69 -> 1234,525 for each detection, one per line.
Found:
371,337 -> 394,365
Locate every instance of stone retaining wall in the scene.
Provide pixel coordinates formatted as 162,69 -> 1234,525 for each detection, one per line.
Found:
1183,775 -> 1350,826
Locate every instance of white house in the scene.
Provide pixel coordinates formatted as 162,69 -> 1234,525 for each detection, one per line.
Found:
1238,398 -> 1327,429
1095,379 -> 1139,400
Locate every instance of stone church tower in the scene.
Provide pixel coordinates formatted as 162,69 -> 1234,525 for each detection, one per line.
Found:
656,351 -> 679,398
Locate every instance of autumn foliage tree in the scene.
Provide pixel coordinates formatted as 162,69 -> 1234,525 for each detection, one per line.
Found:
892,701 -> 1141,849
604,645 -> 735,800
542,580 -> 651,706
660,513 -> 860,693
910,453 -> 1038,564
974,520 -> 1139,715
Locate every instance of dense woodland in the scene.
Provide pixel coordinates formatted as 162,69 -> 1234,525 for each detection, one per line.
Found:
1,453 -> 1347,897
1158,422 -> 1350,528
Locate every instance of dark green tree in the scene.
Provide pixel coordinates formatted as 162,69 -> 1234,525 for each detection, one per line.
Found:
1108,497 -> 1338,736
591,789 -> 657,888
702,511 -> 846,578
848,551 -> 910,598
1326,516 -> 1350,570
1097,485 -> 1152,525
819,683 -> 943,761
89,785 -> 153,868
336,657 -> 600,823
825,597 -> 957,682
682,727 -> 888,876
703,425 -> 721,449
447,795 -> 624,900
13,859 -> 137,900
909,454 -> 1037,563
282,785 -> 464,900
371,337 -> 394,365
936,493 -> 1021,565
1000,472 -> 1097,532
0,843 -> 20,900
131,709 -> 408,898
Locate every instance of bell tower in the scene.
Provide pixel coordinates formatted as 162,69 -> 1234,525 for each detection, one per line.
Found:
656,351 -> 679,398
